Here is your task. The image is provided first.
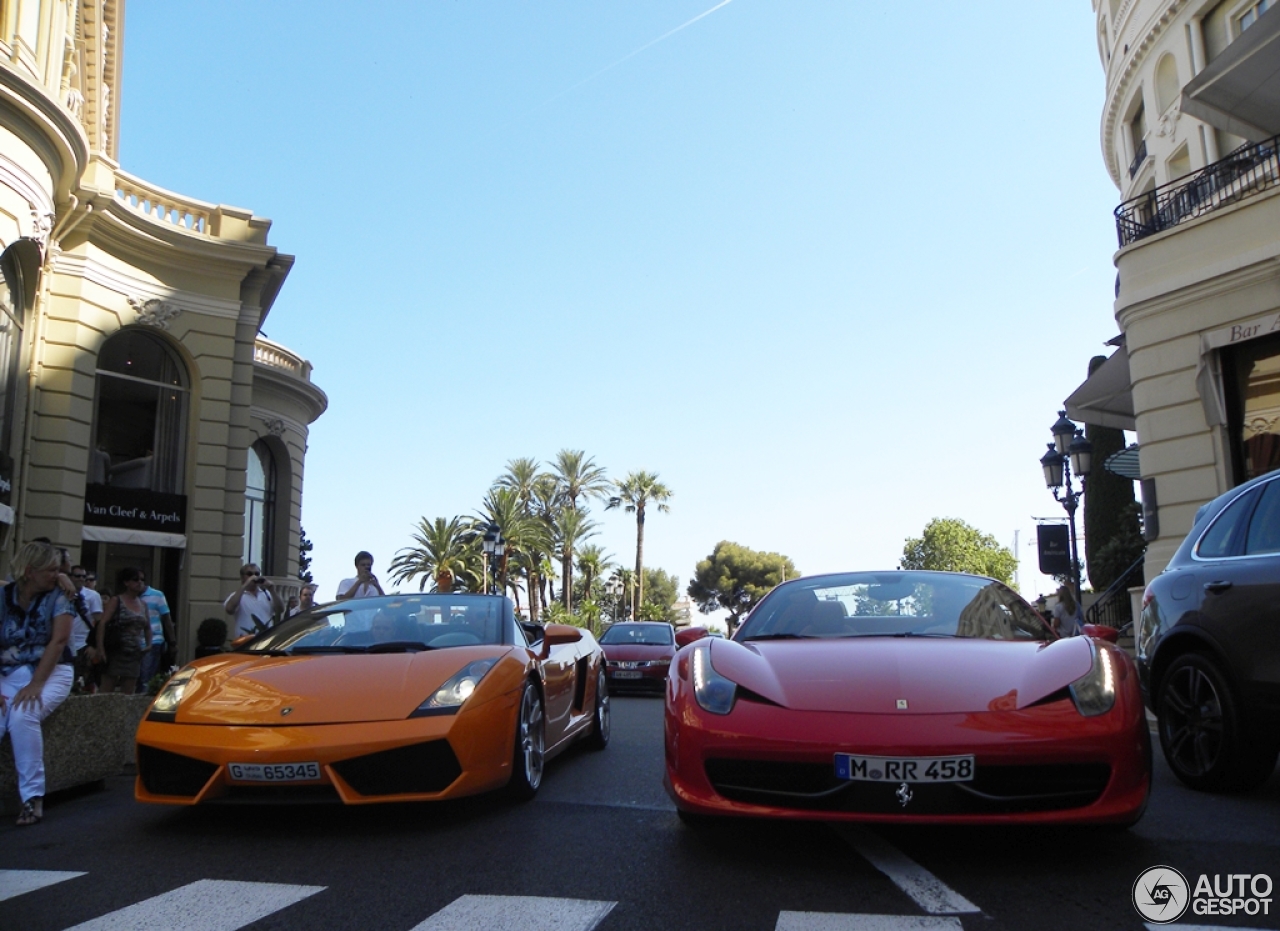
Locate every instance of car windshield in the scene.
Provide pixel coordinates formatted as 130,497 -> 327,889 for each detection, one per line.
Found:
738,572 -> 1052,643
599,623 -> 673,646
243,594 -> 508,653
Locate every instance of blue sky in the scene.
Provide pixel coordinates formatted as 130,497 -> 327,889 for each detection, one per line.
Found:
120,1 -> 1123,611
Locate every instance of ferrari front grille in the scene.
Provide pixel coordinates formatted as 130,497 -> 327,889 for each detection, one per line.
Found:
332,739 -> 463,796
704,758 -> 1111,814
137,744 -> 219,798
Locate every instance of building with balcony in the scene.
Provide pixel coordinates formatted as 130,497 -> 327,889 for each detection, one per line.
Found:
1077,0 -> 1280,576
0,1 -> 326,656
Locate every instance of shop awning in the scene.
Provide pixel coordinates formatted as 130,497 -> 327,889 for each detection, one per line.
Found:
1181,7 -> 1280,142
1105,445 -> 1142,480
1065,348 -> 1135,431
82,526 -> 187,548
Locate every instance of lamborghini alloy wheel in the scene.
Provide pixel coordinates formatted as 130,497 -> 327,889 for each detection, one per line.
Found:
508,680 -> 545,800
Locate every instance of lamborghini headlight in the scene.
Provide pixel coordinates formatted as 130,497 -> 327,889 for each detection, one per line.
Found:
147,668 -> 196,722
411,658 -> 499,717
1068,642 -> 1116,717
691,644 -> 736,715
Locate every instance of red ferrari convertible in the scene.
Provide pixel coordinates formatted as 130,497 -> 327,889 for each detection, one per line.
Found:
665,571 -> 1150,826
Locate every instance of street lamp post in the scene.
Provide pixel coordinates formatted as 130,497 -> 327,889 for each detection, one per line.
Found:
1040,411 -> 1094,611
605,577 -> 622,623
481,523 -> 504,595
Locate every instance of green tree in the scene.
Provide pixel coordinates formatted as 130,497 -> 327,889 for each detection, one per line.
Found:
641,567 -> 680,622
688,541 -> 798,636
607,470 -> 672,616
899,518 -> 1017,583
1082,356 -> 1144,591
297,526 -> 314,582
389,517 -> 477,592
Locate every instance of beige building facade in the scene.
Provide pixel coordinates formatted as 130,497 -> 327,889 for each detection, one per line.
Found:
1080,0 -> 1280,577
0,1 -> 325,657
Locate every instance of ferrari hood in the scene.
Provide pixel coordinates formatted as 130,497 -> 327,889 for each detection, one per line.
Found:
708,636 -> 1094,713
173,646 -> 515,725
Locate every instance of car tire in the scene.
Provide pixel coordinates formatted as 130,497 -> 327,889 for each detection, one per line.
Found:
585,668 -> 610,751
507,681 -> 545,801
1157,652 -> 1277,792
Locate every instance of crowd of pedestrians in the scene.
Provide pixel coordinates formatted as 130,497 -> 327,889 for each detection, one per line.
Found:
0,544 -> 382,826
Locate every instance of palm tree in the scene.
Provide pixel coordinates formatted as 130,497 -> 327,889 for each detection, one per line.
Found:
476,487 -> 537,598
495,457 -> 543,507
389,517 -> 477,592
575,544 -> 613,604
607,470 -> 672,615
550,506 -> 598,610
550,449 -> 610,511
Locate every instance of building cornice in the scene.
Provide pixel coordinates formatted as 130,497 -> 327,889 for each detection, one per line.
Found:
250,368 -> 329,425
48,251 -> 246,320
1101,0 -> 1189,189
0,60 -> 89,203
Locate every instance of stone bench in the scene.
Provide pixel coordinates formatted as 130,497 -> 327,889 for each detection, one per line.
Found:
0,692 -> 151,813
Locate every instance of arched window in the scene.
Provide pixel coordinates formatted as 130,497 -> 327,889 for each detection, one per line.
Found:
0,245 -> 31,491
90,329 -> 189,494
1155,54 -> 1179,114
243,440 -> 276,572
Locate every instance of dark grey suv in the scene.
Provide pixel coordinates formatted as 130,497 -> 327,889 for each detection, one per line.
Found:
1137,468 -> 1280,792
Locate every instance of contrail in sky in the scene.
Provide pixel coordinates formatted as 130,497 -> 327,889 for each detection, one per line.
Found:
533,0 -> 736,111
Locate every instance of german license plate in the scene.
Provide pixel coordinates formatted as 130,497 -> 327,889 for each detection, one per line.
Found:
613,670 -> 642,679
228,762 -> 321,782
834,754 -> 974,783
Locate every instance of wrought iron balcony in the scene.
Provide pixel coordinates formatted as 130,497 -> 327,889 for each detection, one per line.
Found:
1128,139 -> 1148,179
1115,134 -> 1279,247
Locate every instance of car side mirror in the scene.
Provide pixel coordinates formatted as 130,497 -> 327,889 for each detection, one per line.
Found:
541,623 -> 583,656
675,627 -> 709,648
1081,624 -> 1120,643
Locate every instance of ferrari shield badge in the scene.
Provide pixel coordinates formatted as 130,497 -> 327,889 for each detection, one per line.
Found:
896,783 -> 914,807
896,699 -> 908,710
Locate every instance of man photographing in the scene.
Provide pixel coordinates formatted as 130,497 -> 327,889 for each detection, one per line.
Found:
224,564 -> 275,637
336,551 -> 384,601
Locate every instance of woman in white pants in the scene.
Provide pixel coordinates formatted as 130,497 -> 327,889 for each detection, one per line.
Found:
0,541 -> 74,825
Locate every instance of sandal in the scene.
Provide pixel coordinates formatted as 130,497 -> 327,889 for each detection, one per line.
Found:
16,800 -> 41,826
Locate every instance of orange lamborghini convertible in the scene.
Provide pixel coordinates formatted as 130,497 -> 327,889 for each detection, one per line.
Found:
135,594 -> 609,805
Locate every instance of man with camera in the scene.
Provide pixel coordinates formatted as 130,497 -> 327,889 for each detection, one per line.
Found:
224,564 -> 275,638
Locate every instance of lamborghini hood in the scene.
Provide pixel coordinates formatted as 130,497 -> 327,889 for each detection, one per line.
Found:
171,647 -> 515,725
708,636 -> 1095,713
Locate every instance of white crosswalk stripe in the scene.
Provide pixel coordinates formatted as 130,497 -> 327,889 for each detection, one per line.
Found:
777,915 -> 964,931
61,879 -> 325,931
0,870 -> 983,930
0,870 -> 86,902
833,825 -> 981,915
408,894 -> 617,931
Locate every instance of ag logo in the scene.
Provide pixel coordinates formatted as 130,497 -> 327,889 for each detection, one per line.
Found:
1133,865 -> 1189,923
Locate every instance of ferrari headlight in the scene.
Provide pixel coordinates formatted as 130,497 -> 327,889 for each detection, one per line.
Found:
1068,643 -> 1116,717
412,658 -> 499,717
147,668 -> 196,722
691,644 -> 736,715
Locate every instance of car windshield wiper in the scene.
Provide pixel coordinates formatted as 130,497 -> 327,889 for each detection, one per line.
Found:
742,632 -> 813,641
891,631 -> 955,638
366,641 -> 433,653
287,645 -> 370,654
242,648 -> 290,655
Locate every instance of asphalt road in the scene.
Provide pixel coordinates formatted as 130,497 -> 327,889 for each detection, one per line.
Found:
2,695 -> 1279,931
